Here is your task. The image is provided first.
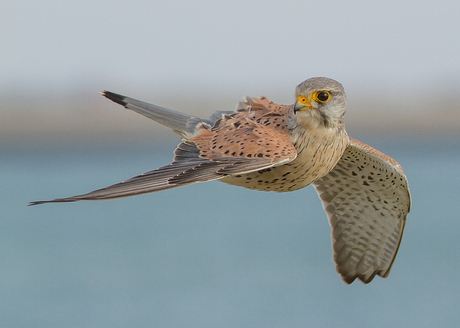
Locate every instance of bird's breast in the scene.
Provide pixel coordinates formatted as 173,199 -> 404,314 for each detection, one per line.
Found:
221,128 -> 349,192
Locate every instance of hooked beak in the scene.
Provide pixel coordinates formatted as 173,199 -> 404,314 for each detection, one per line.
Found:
294,96 -> 312,113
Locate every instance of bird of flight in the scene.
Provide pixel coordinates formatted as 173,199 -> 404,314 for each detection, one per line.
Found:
31,77 -> 411,284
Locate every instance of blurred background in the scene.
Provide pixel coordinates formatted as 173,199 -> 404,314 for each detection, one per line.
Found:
2,0 -> 460,327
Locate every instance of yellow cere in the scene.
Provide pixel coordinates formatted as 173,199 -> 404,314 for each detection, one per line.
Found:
297,96 -> 309,105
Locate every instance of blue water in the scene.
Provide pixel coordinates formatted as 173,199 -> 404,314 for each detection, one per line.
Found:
2,139 -> 460,327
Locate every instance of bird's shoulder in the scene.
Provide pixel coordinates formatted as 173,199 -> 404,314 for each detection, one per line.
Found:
348,138 -> 405,174
209,96 -> 293,135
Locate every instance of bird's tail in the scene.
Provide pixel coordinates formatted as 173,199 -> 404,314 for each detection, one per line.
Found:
101,91 -> 205,138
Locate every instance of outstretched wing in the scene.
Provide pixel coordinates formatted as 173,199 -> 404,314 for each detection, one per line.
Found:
313,138 -> 411,284
30,118 -> 297,205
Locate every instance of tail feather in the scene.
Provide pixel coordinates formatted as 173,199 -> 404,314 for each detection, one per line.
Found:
101,91 -> 204,138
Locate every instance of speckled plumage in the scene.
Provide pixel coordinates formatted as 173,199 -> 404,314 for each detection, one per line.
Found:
30,77 -> 411,284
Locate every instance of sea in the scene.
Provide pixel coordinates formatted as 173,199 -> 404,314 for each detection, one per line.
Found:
2,137 -> 459,327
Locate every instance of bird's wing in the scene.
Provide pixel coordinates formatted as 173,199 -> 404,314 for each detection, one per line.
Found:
29,119 -> 297,205
313,138 -> 411,284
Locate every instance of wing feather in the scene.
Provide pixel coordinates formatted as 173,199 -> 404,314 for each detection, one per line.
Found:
30,122 -> 296,205
29,149 -> 281,206
313,138 -> 411,284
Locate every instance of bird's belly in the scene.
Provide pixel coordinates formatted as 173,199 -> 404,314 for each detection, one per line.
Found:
220,142 -> 344,192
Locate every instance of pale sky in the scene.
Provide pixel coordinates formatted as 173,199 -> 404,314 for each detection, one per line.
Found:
2,0 -> 460,101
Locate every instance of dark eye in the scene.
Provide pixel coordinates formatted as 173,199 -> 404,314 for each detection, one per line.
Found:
316,92 -> 330,102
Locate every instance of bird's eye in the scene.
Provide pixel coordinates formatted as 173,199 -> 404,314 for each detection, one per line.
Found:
313,91 -> 331,102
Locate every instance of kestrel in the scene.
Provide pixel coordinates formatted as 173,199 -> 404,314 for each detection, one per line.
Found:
31,77 -> 411,284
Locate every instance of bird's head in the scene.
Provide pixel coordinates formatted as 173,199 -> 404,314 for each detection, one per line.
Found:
294,77 -> 347,129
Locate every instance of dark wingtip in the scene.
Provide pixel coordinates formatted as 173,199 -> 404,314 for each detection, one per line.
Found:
100,90 -> 128,107
28,198 -> 77,206
28,201 -> 48,206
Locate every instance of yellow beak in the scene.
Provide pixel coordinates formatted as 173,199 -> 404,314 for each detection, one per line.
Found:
294,96 -> 312,112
